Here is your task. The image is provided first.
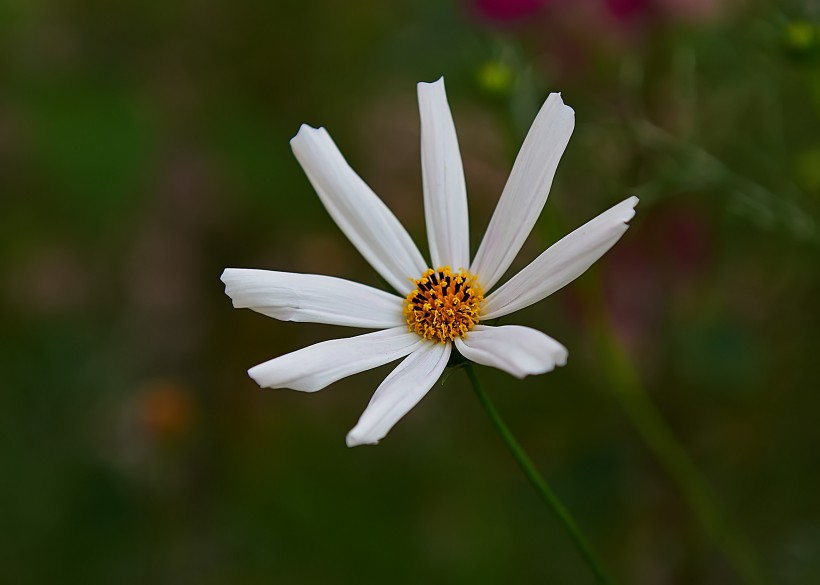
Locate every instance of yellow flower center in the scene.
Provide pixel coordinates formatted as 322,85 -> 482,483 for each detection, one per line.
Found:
403,266 -> 484,343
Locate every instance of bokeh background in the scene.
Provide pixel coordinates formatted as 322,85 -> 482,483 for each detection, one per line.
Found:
2,0 -> 819,583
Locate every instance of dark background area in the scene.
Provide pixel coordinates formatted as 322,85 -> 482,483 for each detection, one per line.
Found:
1,0 -> 818,583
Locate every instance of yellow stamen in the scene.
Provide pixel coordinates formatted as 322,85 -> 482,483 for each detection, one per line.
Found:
403,266 -> 484,343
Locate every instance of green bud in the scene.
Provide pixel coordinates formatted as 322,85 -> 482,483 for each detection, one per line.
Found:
477,61 -> 514,96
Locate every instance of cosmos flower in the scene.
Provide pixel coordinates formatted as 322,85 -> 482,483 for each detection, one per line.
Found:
222,78 -> 637,447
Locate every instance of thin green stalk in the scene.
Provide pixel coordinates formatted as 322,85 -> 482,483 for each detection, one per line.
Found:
464,365 -> 616,585
490,64 -> 765,581
528,215 -> 766,582
584,288 -> 768,585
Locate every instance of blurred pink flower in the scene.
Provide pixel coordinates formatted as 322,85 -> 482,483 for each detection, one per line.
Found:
659,0 -> 723,22
603,202 -> 711,352
606,0 -> 650,21
473,0 -> 548,22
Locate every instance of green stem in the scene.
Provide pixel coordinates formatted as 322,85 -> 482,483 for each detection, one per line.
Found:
585,293 -> 768,585
464,364 -> 616,585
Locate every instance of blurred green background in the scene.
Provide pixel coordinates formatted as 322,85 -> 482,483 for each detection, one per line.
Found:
1,0 -> 819,583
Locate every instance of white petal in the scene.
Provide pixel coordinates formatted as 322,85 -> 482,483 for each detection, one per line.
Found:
470,93 -> 575,290
248,327 -> 422,392
346,341 -> 450,447
418,78 -> 470,270
290,125 -> 427,294
483,196 -> 638,319
221,268 -> 404,328
454,325 -> 567,379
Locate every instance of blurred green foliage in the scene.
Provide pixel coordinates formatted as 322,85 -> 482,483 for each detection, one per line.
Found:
1,0 -> 819,583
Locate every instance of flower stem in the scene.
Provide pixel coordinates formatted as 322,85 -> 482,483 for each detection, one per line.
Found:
464,364 -> 616,585
583,289 -> 768,585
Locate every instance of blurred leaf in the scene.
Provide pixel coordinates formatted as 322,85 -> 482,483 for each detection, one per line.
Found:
19,79 -> 154,223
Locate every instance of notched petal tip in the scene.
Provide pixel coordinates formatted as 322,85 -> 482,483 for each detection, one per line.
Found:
417,77 -> 447,103
618,195 -> 640,225
418,76 -> 445,88
219,267 -> 232,285
219,268 -> 241,307
548,92 -> 575,117
246,366 -> 268,388
515,351 -> 567,378
345,432 -> 378,448
290,123 -> 325,145
416,75 -> 444,88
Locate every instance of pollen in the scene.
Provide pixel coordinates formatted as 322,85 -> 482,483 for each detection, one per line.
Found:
403,266 -> 484,343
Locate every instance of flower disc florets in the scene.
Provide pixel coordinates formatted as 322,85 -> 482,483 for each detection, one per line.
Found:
403,266 -> 484,343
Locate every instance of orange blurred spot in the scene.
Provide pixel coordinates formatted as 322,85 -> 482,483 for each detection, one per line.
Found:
136,379 -> 194,439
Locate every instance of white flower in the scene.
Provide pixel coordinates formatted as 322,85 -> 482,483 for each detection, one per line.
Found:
222,78 -> 637,447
